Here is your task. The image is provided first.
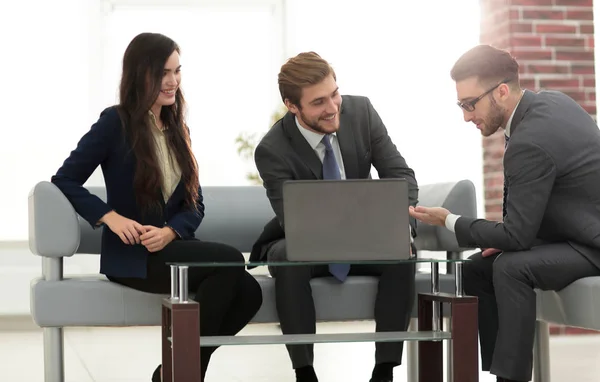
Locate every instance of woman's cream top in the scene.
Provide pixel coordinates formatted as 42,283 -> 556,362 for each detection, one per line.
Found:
149,111 -> 182,203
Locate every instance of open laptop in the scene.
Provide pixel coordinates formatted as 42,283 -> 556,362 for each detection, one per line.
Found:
282,178 -> 411,262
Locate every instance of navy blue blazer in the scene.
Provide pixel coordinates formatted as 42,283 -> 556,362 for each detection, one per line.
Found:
51,106 -> 205,278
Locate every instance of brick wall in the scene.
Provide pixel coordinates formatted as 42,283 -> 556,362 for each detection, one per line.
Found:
479,0 -> 598,334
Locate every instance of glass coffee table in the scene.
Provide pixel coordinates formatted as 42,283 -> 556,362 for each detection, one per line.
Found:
160,258 -> 477,382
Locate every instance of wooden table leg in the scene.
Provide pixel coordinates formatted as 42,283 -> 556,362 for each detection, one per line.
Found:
162,304 -> 173,382
162,299 -> 201,382
418,295 -> 443,382
450,298 -> 479,382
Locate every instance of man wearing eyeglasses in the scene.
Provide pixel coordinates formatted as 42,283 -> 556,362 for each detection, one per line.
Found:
409,44 -> 600,382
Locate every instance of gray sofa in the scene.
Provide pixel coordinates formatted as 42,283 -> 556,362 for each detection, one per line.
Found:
533,279 -> 600,381
28,179 -> 478,382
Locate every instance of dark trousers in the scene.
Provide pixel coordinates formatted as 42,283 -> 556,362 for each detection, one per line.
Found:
266,239 -> 415,369
108,239 -> 263,381
464,243 -> 600,381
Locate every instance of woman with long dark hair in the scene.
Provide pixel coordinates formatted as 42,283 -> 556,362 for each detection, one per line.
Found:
51,32 -> 262,381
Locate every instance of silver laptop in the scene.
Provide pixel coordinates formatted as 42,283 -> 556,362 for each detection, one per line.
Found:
282,179 -> 411,262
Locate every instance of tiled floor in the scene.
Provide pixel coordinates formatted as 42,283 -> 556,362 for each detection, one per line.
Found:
2,318 -> 600,382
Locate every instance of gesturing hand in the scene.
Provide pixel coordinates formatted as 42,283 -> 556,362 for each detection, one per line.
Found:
140,226 -> 177,253
408,206 -> 451,227
100,211 -> 144,245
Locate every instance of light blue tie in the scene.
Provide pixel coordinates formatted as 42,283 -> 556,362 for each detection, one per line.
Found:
321,134 -> 350,282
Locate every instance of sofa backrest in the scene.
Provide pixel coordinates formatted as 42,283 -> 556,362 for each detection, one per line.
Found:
28,179 -> 477,258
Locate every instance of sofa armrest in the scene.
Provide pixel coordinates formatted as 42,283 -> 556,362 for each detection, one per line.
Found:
28,181 -> 80,258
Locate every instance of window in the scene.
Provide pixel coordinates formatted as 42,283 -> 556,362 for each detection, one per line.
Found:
99,0 -> 285,185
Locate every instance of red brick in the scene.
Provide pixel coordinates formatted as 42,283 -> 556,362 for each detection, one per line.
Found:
566,9 -> 594,21
539,78 -> 581,88
485,211 -> 502,221
582,104 -> 597,115
484,150 -> 506,163
522,9 -> 565,20
509,9 -> 521,20
555,50 -> 595,61
545,36 -> 586,48
511,23 -> 534,33
512,49 -> 553,61
587,91 -> 596,101
588,36 -> 595,49
483,134 -> 504,147
520,78 -> 537,90
484,163 -> 504,173
562,91 -> 587,102
485,174 -> 505,189
580,24 -> 594,34
513,36 -> 543,47
535,24 -> 577,34
486,189 -> 504,200
583,78 -> 596,87
554,0 -> 592,5
526,64 -> 570,74
512,0 -> 553,4
572,64 -> 595,75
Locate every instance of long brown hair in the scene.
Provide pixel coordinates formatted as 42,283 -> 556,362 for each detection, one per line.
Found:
117,32 -> 199,214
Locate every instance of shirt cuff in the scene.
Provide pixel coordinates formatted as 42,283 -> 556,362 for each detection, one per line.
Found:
445,214 -> 461,233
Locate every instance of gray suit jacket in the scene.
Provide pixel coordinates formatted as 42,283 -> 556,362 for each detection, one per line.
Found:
455,90 -> 600,268
249,95 -> 418,262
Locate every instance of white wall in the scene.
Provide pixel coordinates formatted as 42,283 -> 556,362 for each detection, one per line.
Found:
284,0 -> 485,212
0,0 -> 483,315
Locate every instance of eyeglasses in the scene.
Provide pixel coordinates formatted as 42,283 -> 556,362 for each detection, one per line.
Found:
457,78 -> 512,112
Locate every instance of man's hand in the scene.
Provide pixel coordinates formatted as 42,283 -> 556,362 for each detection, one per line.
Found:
409,206 -> 450,227
140,226 -> 177,253
482,248 -> 502,257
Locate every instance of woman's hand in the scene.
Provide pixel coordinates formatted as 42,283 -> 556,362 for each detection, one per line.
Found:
100,211 -> 144,245
140,226 -> 177,253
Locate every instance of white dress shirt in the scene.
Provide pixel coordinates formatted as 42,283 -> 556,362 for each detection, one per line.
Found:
295,117 -> 346,179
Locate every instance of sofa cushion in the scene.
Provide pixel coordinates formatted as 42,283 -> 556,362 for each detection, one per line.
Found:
31,273 -> 457,327
536,276 -> 600,331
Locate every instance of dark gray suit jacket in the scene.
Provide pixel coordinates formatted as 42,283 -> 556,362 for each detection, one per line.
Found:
249,95 -> 418,262
455,90 -> 600,268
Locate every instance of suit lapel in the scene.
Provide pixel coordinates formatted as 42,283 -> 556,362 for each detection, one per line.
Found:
282,113 -> 322,178
337,104 -> 359,179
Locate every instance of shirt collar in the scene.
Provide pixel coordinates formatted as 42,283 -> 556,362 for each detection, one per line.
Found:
505,90 -> 524,137
295,116 -> 335,149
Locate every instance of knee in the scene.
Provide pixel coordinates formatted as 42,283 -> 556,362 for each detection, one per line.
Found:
492,252 -> 524,282
463,252 -> 482,278
463,252 -> 486,289
217,244 -> 245,264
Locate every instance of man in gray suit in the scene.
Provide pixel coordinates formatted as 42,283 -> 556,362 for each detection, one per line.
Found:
250,52 -> 418,382
409,44 -> 600,382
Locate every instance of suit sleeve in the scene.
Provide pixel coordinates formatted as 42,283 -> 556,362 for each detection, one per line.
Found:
254,142 -> 294,227
166,185 -> 205,239
366,97 -> 419,236
455,139 -> 556,250
51,108 -> 120,228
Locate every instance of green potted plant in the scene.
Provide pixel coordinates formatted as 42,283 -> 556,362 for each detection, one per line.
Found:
235,104 -> 288,184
